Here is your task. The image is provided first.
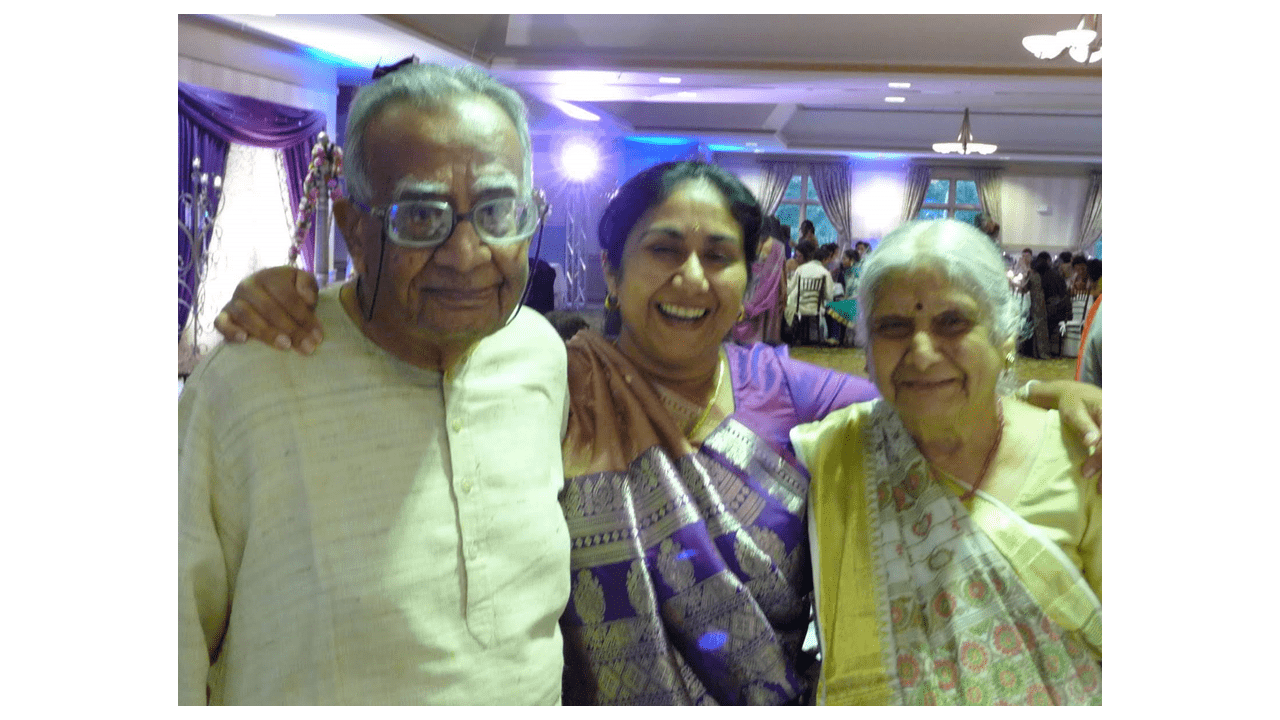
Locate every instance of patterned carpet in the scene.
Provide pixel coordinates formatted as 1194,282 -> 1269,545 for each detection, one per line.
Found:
788,345 -> 1078,384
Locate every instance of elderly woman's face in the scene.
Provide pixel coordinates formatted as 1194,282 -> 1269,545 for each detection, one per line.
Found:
867,267 -> 1010,427
606,179 -> 748,375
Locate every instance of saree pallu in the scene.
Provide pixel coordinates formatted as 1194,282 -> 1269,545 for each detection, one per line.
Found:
733,240 -> 785,346
825,298 -> 858,347
792,401 -> 1101,706
559,333 -> 819,705
1023,273 -> 1053,359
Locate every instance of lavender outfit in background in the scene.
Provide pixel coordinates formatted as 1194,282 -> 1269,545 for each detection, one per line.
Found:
560,340 -> 877,704
732,240 -> 786,346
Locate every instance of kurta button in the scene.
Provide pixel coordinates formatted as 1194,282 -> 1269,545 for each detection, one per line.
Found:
451,419 -> 463,432
461,479 -> 474,493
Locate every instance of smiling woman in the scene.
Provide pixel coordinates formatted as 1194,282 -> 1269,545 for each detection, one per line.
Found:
556,162 -> 880,704
791,219 -> 1101,705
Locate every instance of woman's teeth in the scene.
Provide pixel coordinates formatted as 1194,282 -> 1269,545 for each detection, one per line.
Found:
658,303 -> 710,320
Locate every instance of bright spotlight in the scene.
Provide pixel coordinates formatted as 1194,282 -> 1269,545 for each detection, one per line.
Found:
560,140 -> 599,182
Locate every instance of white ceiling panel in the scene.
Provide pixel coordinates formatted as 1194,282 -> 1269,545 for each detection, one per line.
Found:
204,13 -> 1103,165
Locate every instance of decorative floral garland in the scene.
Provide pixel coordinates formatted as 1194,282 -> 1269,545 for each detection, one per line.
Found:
290,135 -> 345,265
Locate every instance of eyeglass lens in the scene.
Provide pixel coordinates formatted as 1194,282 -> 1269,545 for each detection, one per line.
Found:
386,198 -> 535,246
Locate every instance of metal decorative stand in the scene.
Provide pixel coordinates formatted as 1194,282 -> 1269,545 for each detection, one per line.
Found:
291,132 -> 345,287
561,182 -> 614,310
564,210 -> 589,310
178,156 -> 223,353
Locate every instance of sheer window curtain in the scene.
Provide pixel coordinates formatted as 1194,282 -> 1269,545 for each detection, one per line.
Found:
178,82 -> 325,335
754,160 -> 798,216
809,161 -> 855,250
900,165 -> 932,223
970,167 -> 1003,226
189,145 -> 296,358
1076,171 -> 1102,253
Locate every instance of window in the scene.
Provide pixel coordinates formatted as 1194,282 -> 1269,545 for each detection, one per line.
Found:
916,175 -> 982,225
776,173 -> 838,245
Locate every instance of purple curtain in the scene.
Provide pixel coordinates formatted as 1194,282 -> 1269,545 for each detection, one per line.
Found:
178,82 -> 326,334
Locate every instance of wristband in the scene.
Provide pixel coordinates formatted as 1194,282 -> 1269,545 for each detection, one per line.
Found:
1015,379 -> 1041,401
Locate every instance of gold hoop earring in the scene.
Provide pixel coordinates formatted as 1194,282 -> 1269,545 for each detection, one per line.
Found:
605,294 -> 618,312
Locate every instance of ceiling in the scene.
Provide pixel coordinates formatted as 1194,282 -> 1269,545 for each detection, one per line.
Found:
207,14 -> 1102,165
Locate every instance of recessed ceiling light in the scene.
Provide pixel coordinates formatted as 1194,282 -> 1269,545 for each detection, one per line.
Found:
885,97 -> 906,103
658,76 -> 682,84
677,91 -> 696,98
744,142 -> 758,147
888,82 -> 912,89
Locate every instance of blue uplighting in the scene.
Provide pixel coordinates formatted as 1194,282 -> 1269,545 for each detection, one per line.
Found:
676,549 -> 697,560
706,144 -> 744,152
849,152 -> 909,161
626,136 -> 693,146
300,47 -> 367,69
697,631 -> 728,651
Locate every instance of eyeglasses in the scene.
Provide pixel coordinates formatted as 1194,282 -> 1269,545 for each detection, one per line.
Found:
353,193 -> 546,249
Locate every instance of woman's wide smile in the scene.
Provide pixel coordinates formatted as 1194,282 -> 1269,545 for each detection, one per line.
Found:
656,302 -> 712,322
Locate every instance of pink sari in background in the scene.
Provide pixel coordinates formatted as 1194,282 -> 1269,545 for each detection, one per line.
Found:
732,239 -> 785,345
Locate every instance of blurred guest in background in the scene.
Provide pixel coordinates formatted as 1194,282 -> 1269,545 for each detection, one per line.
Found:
787,238 -> 835,346
1070,254 -> 1092,295
525,256 -> 557,314
1086,258 -> 1102,299
1056,250 -> 1075,282
1021,253 -> 1052,358
733,215 -> 786,345
973,211 -> 1001,245
1036,251 -> 1071,352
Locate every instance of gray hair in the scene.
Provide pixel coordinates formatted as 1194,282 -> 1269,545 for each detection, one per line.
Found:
343,64 -> 534,204
857,219 -> 1021,394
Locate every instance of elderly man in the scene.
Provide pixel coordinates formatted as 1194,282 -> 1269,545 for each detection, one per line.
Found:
178,64 -> 570,704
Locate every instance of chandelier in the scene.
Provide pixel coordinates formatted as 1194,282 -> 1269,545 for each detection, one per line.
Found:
932,108 -> 997,155
1022,14 -> 1102,63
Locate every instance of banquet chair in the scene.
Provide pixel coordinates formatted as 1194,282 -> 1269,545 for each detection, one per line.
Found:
796,276 -> 828,345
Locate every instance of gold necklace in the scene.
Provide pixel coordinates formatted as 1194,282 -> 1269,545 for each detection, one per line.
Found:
690,352 -> 726,435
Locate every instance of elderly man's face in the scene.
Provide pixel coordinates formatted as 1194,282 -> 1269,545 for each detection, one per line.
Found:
344,97 -> 529,360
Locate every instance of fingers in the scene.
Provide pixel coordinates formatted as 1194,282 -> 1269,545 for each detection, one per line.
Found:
214,308 -> 249,344
233,268 -> 325,354
1084,441 -> 1102,491
217,271 -> 318,354
1057,396 -> 1102,483
259,268 -> 319,332
1061,401 -> 1100,450
218,288 -> 302,352
294,270 -> 320,306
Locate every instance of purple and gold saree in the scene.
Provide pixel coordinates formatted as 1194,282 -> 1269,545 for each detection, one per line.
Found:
559,330 -> 877,704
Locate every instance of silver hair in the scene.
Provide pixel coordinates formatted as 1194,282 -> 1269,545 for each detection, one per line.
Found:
856,219 -> 1022,395
343,64 -> 534,204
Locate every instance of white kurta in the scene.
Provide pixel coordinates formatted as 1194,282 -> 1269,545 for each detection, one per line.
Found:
179,285 -> 571,705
